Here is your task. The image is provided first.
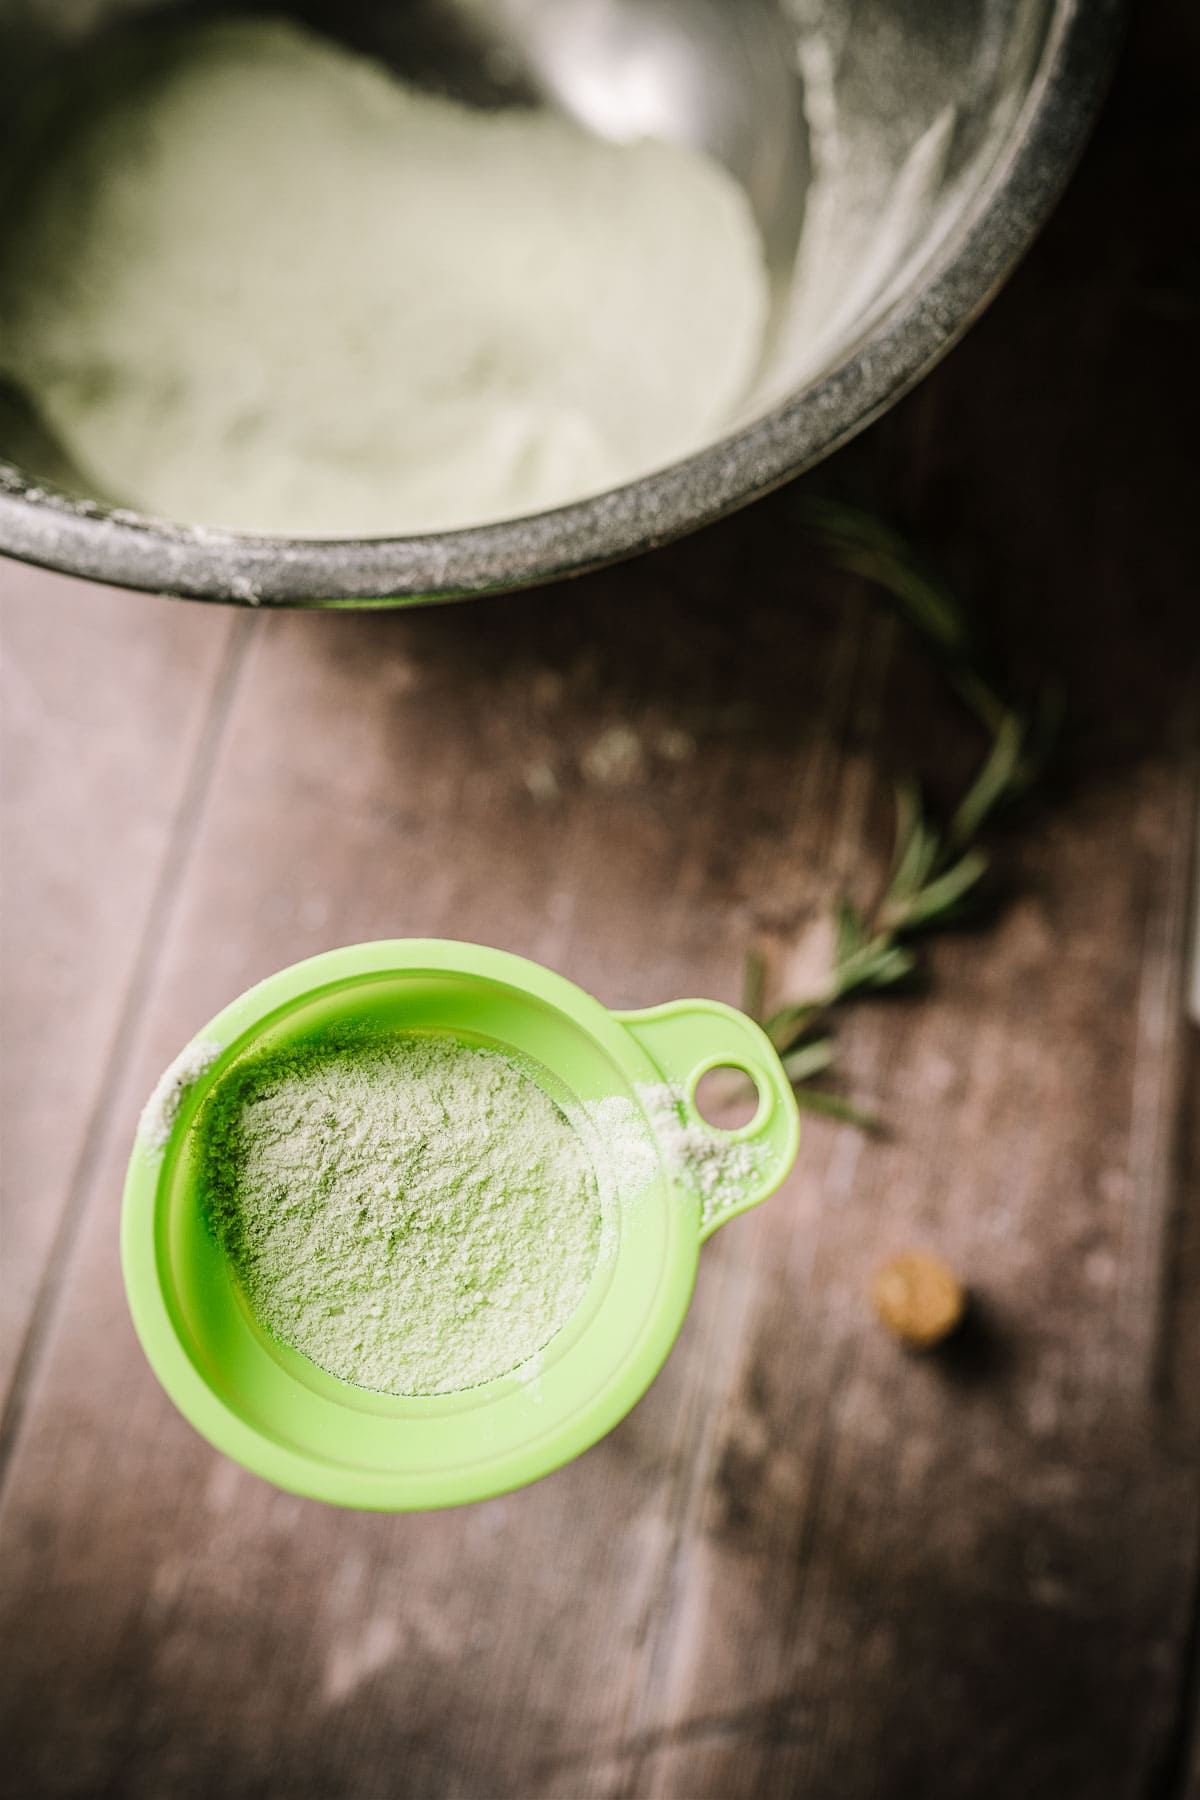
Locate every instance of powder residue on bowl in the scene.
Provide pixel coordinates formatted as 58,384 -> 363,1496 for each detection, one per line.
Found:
196,1033 -> 603,1397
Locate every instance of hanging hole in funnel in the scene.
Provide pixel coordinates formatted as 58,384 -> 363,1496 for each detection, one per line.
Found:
692,1064 -> 761,1132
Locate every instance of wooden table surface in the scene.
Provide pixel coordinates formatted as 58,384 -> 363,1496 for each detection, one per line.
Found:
2,7 -> 1198,1797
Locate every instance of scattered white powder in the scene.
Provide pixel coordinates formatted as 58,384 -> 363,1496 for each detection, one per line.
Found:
0,17 -> 767,537
656,728 -> 697,764
579,1093 -> 660,1197
198,1034 -> 602,1397
581,726 -> 646,787
138,1038 -> 222,1151
523,762 -> 560,804
510,1347 -> 545,1405
638,1082 -> 764,1229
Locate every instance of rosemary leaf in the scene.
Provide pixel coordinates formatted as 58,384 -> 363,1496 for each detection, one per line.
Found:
834,898 -> 870,964
764,999 -> 825,1052
792,498 -> 972,659
889,848 -> 990,932
750,494 -> 1055,1131
792,1087 -> 885,1134
887,781 -> 941,901
781,1038 -> 837,1083
948,709 -> 1025,849
741,946 -> 768,1023
791,494 -> 1012,739
831,939 -> 917,996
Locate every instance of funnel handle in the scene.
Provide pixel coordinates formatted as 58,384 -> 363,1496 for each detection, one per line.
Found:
615,1000 -> 800,1242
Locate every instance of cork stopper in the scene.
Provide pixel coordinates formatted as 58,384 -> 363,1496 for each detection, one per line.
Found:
871,1251 -> 966,1349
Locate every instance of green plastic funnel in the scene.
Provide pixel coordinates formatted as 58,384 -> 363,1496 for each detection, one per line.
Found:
121,940 -> 799,1509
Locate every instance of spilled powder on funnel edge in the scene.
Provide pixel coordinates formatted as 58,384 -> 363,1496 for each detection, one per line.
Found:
638,1082 -> 764,1228
139,1038 -> 222,1150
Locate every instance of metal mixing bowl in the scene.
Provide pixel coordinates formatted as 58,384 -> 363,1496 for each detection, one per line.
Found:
0,0 -> 1124,606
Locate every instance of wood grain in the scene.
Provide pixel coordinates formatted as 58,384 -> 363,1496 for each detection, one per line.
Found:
1,3 -> 1197,1797
0,566 -> 243,1401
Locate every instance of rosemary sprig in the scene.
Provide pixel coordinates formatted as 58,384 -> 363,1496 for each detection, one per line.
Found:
746,499 -> 1058,1129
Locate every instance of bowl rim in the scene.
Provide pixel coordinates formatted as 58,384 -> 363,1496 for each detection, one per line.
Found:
0,0 -> 1127,606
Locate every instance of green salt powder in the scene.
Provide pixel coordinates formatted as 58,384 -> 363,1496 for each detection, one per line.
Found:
197,1033 -> 601,1397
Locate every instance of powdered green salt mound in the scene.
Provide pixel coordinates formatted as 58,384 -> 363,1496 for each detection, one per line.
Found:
0,17 -> 767,536
198,1033 -> 601,1396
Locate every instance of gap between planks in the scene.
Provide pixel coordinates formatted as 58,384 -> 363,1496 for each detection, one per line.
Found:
611,592 -> 898,1800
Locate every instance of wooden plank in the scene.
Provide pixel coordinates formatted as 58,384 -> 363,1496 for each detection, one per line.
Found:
0,564 -> 243,1402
